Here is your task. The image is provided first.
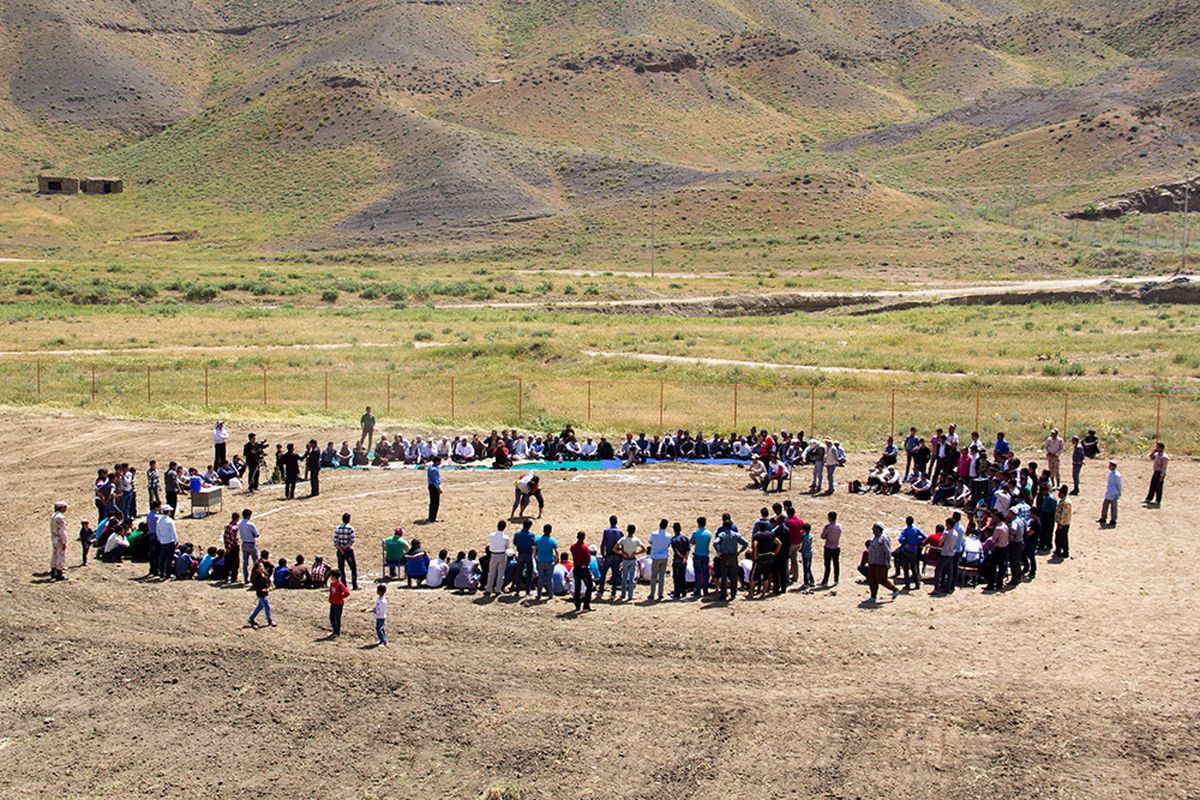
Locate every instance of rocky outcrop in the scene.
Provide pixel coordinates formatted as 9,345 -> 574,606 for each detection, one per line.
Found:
1067,175 -> 1200,219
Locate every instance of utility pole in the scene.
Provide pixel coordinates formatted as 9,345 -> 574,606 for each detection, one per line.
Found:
648,188 -> 657,278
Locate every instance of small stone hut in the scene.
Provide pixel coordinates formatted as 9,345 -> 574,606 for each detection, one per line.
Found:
38,176 -> 79,194
81,177 -> 123,194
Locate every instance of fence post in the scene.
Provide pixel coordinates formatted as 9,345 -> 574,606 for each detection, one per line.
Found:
1155,394 -> 1161,440
91,364 -> 96,402
262,367 -> 267,405
451,376 -> 456,421
518,378 -> 523,423
324,372 -> 329,410
659,381 -> 664,427
204,366 -> 209,406
146,366 -> 151,403
587,380 -> 592,423
36,361 -> 41,398
733,384 -> 738,428
1062,391 -> 1068,435
809,386 -> 815,434
975,389 -> 981,431
890,388 -> 896,439
386,373 -> 391,414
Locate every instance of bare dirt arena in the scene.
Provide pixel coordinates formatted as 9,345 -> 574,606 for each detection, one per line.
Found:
2,412 -> 1198,799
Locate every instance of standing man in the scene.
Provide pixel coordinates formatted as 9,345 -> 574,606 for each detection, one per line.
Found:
534,524 -> 558,600
485,520 -> 509,595
358,406 -> 376,451
646,519 -> 672,601
243,434 -> 263,494
1053,485 -> 1072,559
690,517 -> 713,598
164,462 -> 181,512
156,505 -> 178,579
280,443 -> 300,500
304,440 -> 321,497
570,532 -> 594,611
897,516 -> 926,591
1044,429 -> 1064,487
49,501 -> 68,580
1006,508 -> 1026,586
903,426 -> 920,478
866,523 -> 899,603
1145,442 -> 1168,506
598,515 -> 623,600
223,511 -> 241,583
823,440 -> 845,495
427,456 -> 442,522
334,512 -> 358,590
712,513 -> 748,601
239,507 -> 259,581
1070,435 -> 1085,495
511,519 -> 536,595
1099,461 -> 1122,528
820,510 -> 842,586
213,421 -> 229,469
616,524 -> 644,602
670,523 -> 691,599
933,518 -> 959,595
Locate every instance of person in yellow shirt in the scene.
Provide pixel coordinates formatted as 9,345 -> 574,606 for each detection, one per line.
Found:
1053,485 -> 1072,559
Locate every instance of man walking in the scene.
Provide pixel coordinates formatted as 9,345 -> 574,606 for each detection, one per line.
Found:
1070,435 -> 1085,495
426,456 -> 442,522
570,532 -> 594,611
358,406 -> 376,451
866,523 -> 899,603
1099,461 -> 1122,527
485,520 -> 509,595
334,512 -> 358,590
1145,442 -> 1168,506
239,507 -> 259,581
49,501 -> 68,581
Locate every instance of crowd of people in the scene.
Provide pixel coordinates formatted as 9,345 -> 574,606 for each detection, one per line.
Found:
49,416 -> 1173,644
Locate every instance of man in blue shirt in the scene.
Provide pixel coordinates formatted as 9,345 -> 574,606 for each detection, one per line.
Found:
903,427 -> 920,477
712,513 -> 748,601
426,456 -> 442,522
690,517 -> 713,597
646,519 -> 673,601
534,524 -> 558,600
598,515 -> 623,600
993,432 -> 1011,462
511,519 -> 536,595
897,516 -> 926,591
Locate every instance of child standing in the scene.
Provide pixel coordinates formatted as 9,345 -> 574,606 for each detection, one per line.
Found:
146,461 -> 161,507
800,522 -> 814,588
374,585 -> 388,646
328,569 -> 351,637
79,520 -> 94,566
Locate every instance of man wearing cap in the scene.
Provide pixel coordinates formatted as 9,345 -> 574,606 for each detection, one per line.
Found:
823,440 -> 845,495
50,501 -> 68,580
156,505 -> 178,579
1045,429 -> 1065,486
1070,435 -> 1085,495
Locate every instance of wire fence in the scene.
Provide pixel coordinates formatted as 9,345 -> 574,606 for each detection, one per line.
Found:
3,359 -> 1197,455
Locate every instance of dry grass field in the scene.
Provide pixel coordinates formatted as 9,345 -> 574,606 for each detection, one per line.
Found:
2,411 -> 1197,799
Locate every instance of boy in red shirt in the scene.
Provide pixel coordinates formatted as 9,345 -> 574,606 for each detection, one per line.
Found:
328,569 -> 351,637
569,531 -> 594,612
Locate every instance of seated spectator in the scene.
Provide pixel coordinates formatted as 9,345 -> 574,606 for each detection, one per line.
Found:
210,548 -> 227,581
453,437 -> 476,464
492,442 -> 513,470
288,554 -> 312,588
384,528 -> 408,580
175,544 -> 199,579
197,547 -> 218,579
876,466 -> 901,495
877,437 -> 898,468
404,540 -> 430,587
372,436 -> 392,466
273,557 -> 291,589
310,555 -> 331,588
596,436 -> 614,460
203,465 -> 220,484
552,553 -> 571,596
216,461 -> 238,486
352,445 -> 368,466
454,549 -> 481,592
187,468 -> 207,492
102,524 -> 130,562
580,437 -> 598,460
337,441 -> 353,465
1082,430 -> 1100,458
747,456 -> 767,489
320,442 -> 338,468
425,549 -> 449,588
763,456 -> 788,493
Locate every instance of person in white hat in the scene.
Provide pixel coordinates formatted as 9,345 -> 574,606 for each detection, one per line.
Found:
50,501 -> 69,580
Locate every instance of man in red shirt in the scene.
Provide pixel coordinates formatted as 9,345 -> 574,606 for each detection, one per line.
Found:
328,569 -> 351,637
784,501 -> 805,585
569,531 -> 594,612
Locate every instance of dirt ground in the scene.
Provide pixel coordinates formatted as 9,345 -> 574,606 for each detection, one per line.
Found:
2,411 -> 1198,800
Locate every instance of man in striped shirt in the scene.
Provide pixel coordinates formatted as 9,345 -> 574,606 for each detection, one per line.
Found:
223,511 -> 241,583
334,513 -> 359,590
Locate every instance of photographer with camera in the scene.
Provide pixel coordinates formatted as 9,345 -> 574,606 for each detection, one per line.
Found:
243,433 -> 266,494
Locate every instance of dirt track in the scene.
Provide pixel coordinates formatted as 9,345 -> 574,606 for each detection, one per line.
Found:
2,412 -> 1198,800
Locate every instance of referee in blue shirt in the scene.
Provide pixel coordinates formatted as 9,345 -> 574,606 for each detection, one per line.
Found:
427,456 -> 442,522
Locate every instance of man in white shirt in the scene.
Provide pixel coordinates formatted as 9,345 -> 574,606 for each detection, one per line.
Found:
454,437 -> 476,463
213,421 -> 229,469
156,507 -> 178,579
1044,429 -> 1065,486
238,508 -> 259,582
1099,461 -> 1122,527
425,551 -> 449,588
580,437 -> 598,459
485,521 -> 510,595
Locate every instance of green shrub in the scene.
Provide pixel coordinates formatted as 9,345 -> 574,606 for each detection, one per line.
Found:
321,290 -> 339,303
413,330 -> 434,341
